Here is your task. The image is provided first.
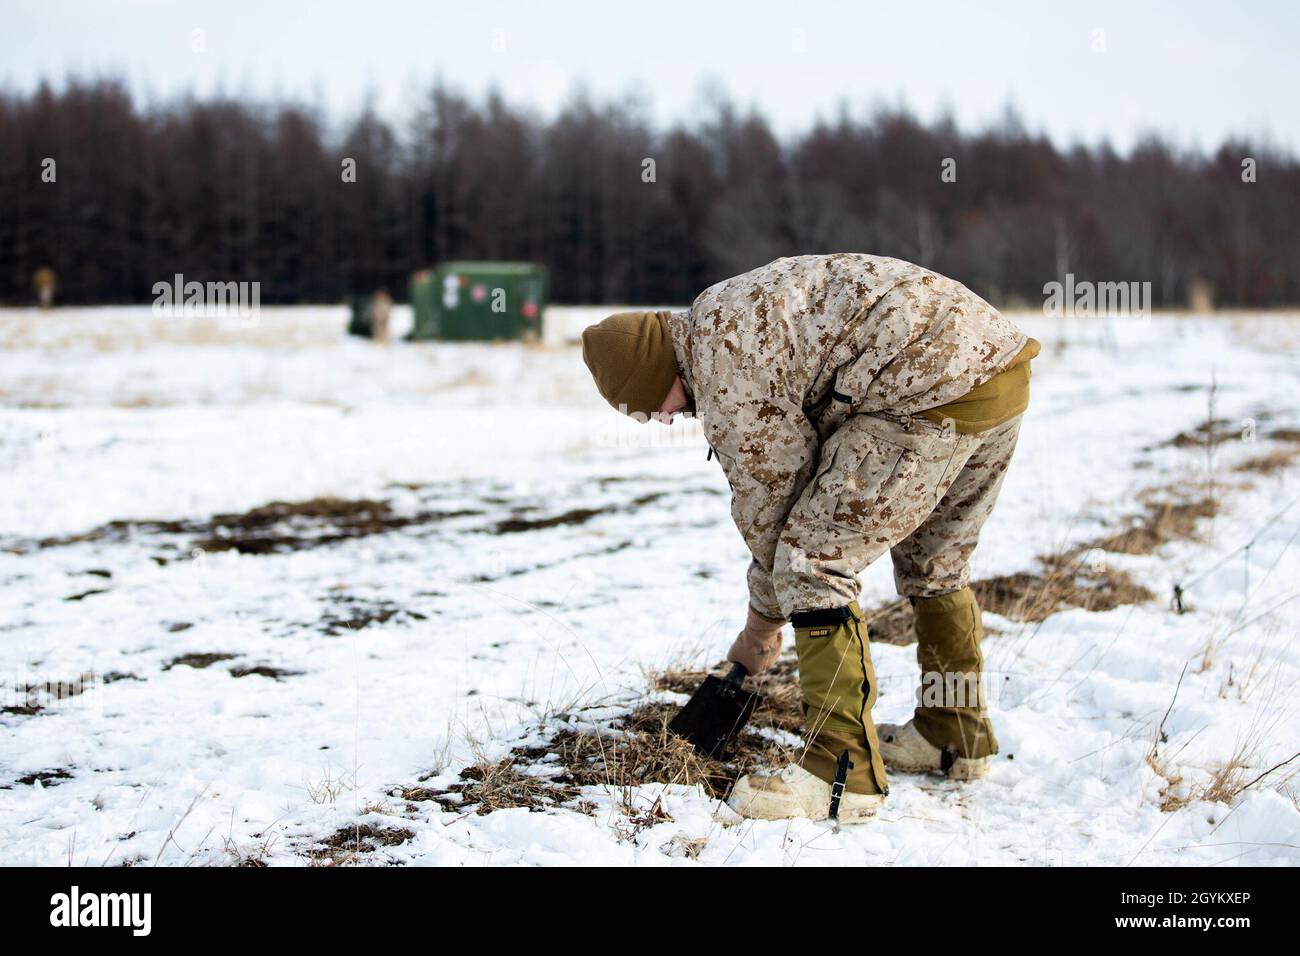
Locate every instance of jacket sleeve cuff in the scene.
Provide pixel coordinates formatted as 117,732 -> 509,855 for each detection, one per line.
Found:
746,559 -> 785,622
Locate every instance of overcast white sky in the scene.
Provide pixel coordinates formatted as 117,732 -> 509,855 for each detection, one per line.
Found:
2,0 -> 1296,153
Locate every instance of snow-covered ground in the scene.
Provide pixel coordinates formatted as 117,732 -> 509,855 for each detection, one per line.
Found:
1,305 -> 1298,866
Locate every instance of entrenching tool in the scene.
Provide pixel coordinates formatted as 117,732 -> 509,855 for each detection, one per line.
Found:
668,663 -> 763,757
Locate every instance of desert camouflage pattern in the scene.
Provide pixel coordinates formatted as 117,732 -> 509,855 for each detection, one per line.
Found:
775,412 -> 1022,614
665,254 -> 1028,618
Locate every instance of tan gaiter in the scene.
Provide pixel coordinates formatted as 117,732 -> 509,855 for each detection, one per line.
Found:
793,602 -> 889,795
911,587 -> 999,758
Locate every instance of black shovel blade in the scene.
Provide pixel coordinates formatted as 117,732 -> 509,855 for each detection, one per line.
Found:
668,676 -> 763,757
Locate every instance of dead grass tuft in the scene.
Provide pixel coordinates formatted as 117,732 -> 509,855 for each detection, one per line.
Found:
426,754 -> 582,815
1147,751 -> 1190,812
413,667 -> 804,814
554,701 -> 789,799
310,823 -> 416,865
1086,498 -> 1220,555
1200,755 -> 1252,806
972,557 -> 1156,623
1234,446 -> 1300,476
1163,418 -> 1237,449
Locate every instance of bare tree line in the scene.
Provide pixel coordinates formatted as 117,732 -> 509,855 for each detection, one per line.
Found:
1,78 -> 1297,307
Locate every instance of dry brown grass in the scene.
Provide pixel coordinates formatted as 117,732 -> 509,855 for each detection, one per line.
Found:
1163,418 -> 1239,449
1200,754 -> 1252,806
1146,751 -> 1190,812
553,703 -> 736,795
1085,498 -> 1220,555
1150,745 -> 1267,814
862,599 -> 915,645
424,753 -> 582,815
971,556 -> 1156,623
411,665 -> 805,814
1145,680 -> 1297,813
309,823 -> 416,866
1234,446 -> 1300,476
857,542 -> 1159,642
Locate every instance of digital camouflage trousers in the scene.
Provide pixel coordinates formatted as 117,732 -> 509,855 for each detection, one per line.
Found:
775,412 -> 1022,791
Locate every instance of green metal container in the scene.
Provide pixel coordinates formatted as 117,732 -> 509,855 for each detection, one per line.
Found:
347,294 -> 373,337
408,262 -> 546,341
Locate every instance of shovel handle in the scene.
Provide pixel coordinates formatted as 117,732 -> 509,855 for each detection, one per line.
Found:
717,660 -> 748,697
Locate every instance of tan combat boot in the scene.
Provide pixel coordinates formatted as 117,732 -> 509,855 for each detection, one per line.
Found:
727,764 -> 884,823
876,718 -> 992,780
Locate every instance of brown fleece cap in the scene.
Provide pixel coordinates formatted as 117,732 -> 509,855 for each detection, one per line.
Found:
580,310 -> 678,419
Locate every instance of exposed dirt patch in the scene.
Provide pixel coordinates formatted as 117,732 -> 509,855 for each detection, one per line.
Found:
407,414 -> 1287,822
33,518 -> 190,550
1162,418 -> 1239,449
195,498 -> 434,554
1269,427 -> 1300,443
2,704 -> 43,716
23,496 -> 482,556
317,596 -> 427,636
4,673 -> 98,714
11,484 -> 691,561
489,491 -> 670,535
310,823 -> 416,865
64,588 -> 109,602
163,652 -> 238,671
493,507 -> 605,534
229,664 -> 303,681
102,671 -> 143,684
11,768 -> 74,788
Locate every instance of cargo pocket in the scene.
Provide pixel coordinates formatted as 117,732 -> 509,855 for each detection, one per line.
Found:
826,437 -> 920,535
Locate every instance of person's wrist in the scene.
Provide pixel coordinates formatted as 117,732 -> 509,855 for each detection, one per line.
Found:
747,604 -> 785,630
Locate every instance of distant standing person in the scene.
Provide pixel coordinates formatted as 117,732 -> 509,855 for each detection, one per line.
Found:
367,289 -> 393,343
580,254 -> 1039,823
33,266 -> 57,309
